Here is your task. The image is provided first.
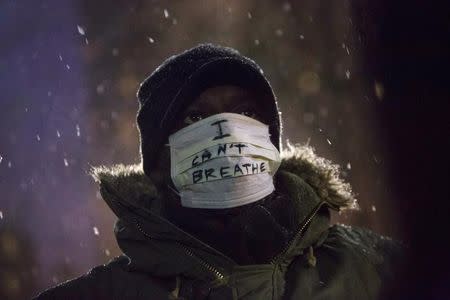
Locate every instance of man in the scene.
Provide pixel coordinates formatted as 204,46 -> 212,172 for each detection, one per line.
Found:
35,44 -> 402,299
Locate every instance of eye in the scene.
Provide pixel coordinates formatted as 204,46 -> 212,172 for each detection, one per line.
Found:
231,103 -> 260,120
183,110 -> 204,125
240,110 -> 257,119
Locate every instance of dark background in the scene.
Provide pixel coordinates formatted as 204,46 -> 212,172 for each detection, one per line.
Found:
0,0 -> 448,299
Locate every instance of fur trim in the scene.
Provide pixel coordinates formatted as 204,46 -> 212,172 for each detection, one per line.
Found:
90,144 -> 357,211
281,142 -> 357,210
91,163 -> 161,212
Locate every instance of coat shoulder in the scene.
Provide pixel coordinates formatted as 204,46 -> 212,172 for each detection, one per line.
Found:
326,224 -> 405,279
328,224 -> 403,256
33,256 -> 173,300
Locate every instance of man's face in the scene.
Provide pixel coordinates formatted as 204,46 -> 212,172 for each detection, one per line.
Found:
149,84 -> 270,186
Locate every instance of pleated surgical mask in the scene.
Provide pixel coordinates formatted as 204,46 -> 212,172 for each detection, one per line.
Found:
168,112 -> 281,209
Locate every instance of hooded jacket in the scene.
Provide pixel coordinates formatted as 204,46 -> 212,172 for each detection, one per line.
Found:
34,145 -> 402,300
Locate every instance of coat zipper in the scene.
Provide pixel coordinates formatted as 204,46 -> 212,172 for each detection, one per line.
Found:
104,181 -> 227,281
270,202 -> 324,264
132,218 -> 225,280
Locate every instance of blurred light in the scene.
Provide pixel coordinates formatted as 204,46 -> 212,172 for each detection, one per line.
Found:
374,81 -> 384,100
303,112 -> 315,124
298,71 -> 321,95
1,232 -> 20,261
319,106 -> 329,118
119,75 -> 139,98
2,273 -> 20,298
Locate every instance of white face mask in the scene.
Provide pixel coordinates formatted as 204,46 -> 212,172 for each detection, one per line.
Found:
168,112 -> 281,209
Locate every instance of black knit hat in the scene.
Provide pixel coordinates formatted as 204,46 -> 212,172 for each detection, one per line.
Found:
137,43 -> 282,176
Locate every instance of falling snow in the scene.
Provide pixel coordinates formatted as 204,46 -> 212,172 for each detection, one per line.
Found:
93,227 -> 99,235
254,39 -> 260,45
371,205 -> 377,212
275,29 -> 284,37
282,2 -> 292,12
77,25 -> 86,35
326,138 -> 332,145
0,155 -> 2,164
7,161 -> 12,168
346,162 -> 352,170
148,37 -> 155,43
56,130 -> 61,138
373,155 -> 380,164
36,134 -> 41,141
96,84 -> 105,94
76,124 -> 81,137
299,34 -> 305,40
64,158 -> 69,167
345,70 -> 351,79
105,249 -> 110,256
0,211 -> 3,219
66,64 -> 70,70
111,111 -> 119,120
247,12 -> 252,19
163,9 -> 169,18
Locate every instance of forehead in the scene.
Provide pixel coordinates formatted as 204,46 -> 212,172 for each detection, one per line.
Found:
188,85 -> 257,111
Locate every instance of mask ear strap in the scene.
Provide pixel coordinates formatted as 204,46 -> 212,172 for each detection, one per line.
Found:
167,183 -> 181,197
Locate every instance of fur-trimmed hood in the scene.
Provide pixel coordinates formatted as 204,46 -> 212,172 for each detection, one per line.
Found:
90,144 -> 356,279
92,144 -> 356,215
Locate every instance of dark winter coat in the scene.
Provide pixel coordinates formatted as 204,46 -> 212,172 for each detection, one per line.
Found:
34,145 -> 402,300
